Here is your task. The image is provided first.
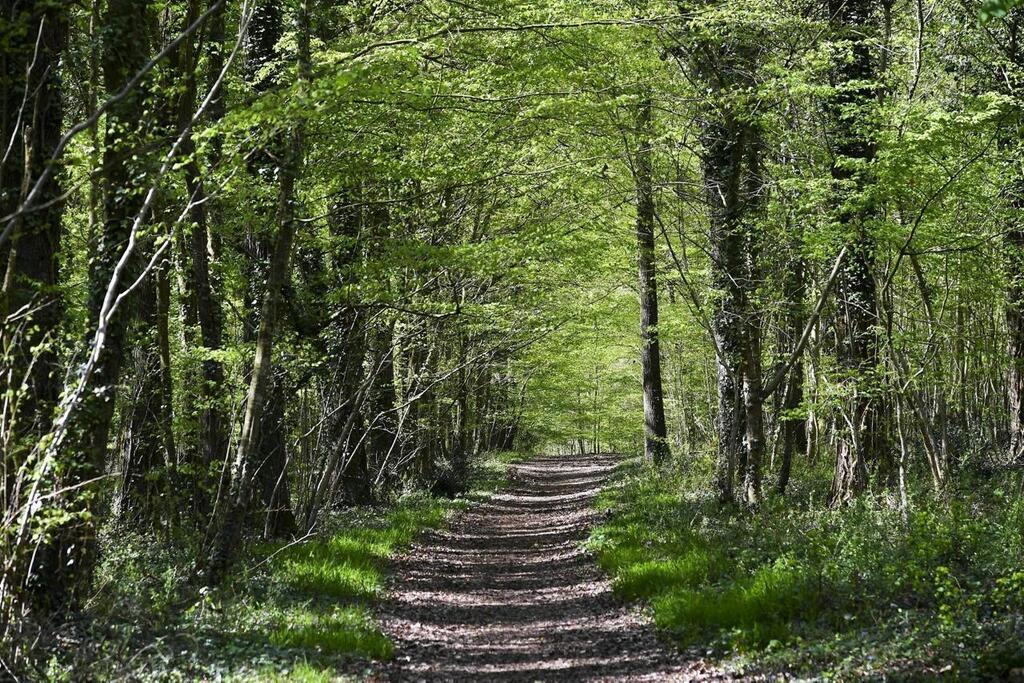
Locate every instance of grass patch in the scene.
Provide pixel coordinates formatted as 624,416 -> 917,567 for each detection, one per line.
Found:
242,661 -> 344,682
268,605 -> 393,659
651,554 -> 815,646
234,455 -> 526,672
268,495 -> 448,601
244,493 -> 454,665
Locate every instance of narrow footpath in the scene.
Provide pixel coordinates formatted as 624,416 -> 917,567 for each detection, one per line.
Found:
372,454 -> 726,682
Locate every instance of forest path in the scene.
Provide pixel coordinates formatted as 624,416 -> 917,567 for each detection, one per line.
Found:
371,454 -> 723,682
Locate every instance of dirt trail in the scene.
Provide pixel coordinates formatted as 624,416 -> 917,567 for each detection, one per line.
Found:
372,454 -> 723,682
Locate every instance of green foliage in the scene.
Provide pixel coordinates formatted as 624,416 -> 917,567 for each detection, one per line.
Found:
652,554 -> 814,647
91,527 -> 193,629
9,0 -> 1024,677
981,0 -> 1024,22
244,661 -> 341,683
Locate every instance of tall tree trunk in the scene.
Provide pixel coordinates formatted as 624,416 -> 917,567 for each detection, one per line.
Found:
113,6 -> 187,529
203,135 -> 300,580
1,0 -> 67,479
997,12 -> 1024,464
177,0 -> 228,520
827,0 -> 886,506
405,331 -> 432,486
776,363 -> 806,495
37,0 -> 153,611
738,133 -> 766,506
452,329 -> 472,485
702,115 -> 753,503
742,313 -> 766,505
0,1 -> 68,615
677,12 -> 767,503
366,319 -> 399,491
634,98 -> 670,465
1007,212 -> 1024,463
203,0 -> 308,584
116,269 -> 175,526
257,368 -> 297,539
334,318 -> 372,507
323,193 -> 372,513
239,0 -> 294,536
777,225 -> 807,495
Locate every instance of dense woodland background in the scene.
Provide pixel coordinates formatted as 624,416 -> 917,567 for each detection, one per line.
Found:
4,0 -> 1024,679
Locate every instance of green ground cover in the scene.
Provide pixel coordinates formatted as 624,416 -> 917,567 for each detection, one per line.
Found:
52,451 -> 526,682
588,458 -> 1024,680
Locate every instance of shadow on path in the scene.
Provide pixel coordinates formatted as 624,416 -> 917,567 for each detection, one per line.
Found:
371,454 -> 727,682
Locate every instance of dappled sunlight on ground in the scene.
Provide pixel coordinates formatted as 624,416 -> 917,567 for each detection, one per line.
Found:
373,454 -> 729,682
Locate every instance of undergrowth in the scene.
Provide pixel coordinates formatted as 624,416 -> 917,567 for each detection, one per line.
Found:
588,458 -> 1024,680
47,450 -> 528,682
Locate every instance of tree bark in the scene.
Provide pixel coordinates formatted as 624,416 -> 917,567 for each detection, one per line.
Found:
115,269 -> 175,526
113,6 -> 188,529
36,0 -> 153,611
178,0 -> 228,520
366,319 -> 399,491
742,316 -> 765,505
634,98 -> 670,465
827,0 -> 886,506
676,10 -> 767,503
203,0 -> 308,583
256,368 -> 297,539
701,114 -> 755,503
0,1 -> 69,614
777,228 -> 807,495
1006,181 -> 1024,463
322,192 -> 372,513
0,0 -> 67,482
203,135 -> 300,581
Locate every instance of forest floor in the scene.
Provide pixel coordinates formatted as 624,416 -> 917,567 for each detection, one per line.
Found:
369,454 -> 725,682
58,451 -> 1024,681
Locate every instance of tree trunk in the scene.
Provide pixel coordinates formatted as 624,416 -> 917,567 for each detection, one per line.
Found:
366,319 -> 399,491
1,0 -> 67,484
30,0 -> 153,612
116,269 -> 175,527
113,6 -> 187,530
0,0 -> 66,409
239,0 -> 292,534
679,19 -> 767,503
203,138 -> 300,580
257,369 -> 297,539
777,229 -> 807,495
202,0 -> 308,583
452,330 -> 472,485
179,0 -> 228,520
742,318 -> 765,505
702,115 -> 754,503
328,193 -> 372,508
634,98 -> 670,465
1006,183 -> 1024,464
0,1 -> 69,615
827,0 -> 886,506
